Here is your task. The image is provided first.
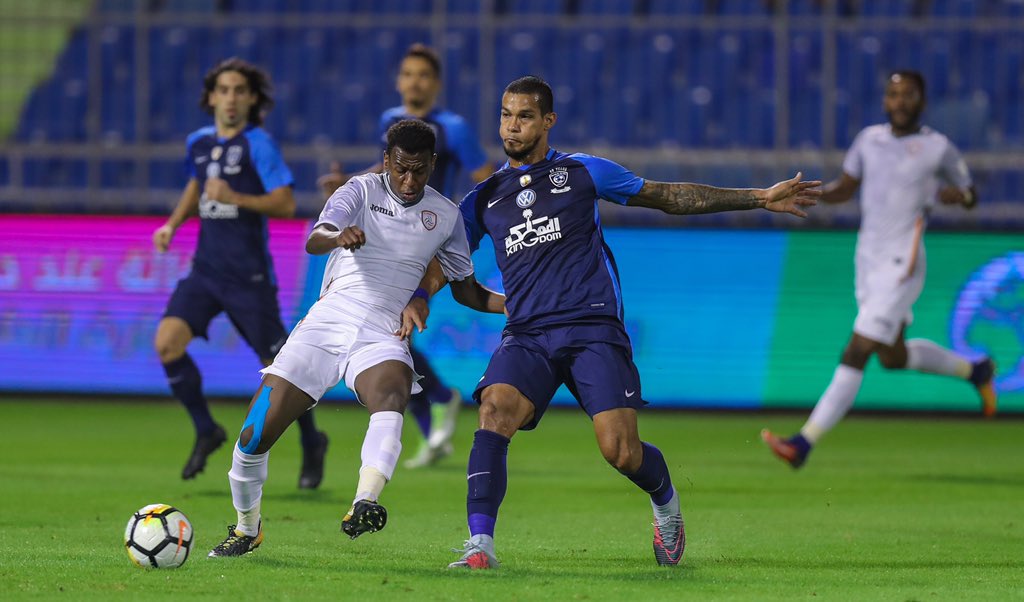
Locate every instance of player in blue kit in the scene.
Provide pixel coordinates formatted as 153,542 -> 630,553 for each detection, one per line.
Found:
153,58 -> 328,487
317,44 -> 494,469
403,76 -> 820,569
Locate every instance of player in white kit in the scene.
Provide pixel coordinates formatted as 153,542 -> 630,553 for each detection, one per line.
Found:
209,120 -> 505,556
762,71 -> 997,469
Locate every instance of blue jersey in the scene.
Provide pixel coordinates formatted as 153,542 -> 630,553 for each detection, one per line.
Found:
184,125 -> 294,286
461,149 -> 644,330
379,107 -> 488,198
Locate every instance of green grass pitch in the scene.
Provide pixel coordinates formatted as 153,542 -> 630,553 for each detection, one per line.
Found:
0,398 -> 1020,601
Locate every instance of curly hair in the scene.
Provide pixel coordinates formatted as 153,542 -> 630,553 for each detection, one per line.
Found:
385,119 -> 437,155
199,57 -> 274,126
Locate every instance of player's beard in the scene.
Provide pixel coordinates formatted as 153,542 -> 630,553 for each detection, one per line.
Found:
503,137 -> 539,162
887,107 -> 922,132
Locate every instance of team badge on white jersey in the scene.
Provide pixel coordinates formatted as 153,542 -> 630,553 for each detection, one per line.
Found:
421,210 -> 437,230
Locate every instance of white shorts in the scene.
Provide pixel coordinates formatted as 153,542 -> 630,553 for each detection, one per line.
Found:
261,295 -> 422,404
852,249 -> 926,346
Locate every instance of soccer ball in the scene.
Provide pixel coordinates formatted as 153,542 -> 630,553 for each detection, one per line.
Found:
124,504 -> 194,568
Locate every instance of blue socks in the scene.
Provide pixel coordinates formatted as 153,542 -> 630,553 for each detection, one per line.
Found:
466,429 -> 510,538
407,393 -> 432,439
623,442 -> 675,506
163,353 -> 215,435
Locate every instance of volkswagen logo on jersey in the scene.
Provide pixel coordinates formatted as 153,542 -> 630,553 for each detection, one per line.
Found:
421,210 -> 437,230
516,189 -> 536,208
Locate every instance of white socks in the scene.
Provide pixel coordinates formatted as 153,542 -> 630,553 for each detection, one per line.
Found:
354,411 -> 404,502
905,339 -> 972,378
652,488 -> 680,524
228,445 -> 268,537
801,365 -> 864,444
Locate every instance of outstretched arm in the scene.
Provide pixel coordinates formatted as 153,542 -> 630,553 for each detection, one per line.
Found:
627,172 -> 820,217
820,172 -> 861,204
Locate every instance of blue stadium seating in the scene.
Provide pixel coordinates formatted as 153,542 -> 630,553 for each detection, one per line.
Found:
10,3 -> 1021,185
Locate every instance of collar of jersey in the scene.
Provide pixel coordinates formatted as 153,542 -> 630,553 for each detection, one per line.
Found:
500,148 -> 558,172
210,123 -> 255,143
382,173 -> 424,207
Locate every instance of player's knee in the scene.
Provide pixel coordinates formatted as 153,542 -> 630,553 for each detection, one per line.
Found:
238,387 -> 273,455
877,352 -> 907,370
478,387 -> 530,436
601,439 -> 640,473
154,337 -> 185,364
370,388 -> 407,413
840,346 -> 871,370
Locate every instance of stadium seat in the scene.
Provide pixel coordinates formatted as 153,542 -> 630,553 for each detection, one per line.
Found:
647,0 -> 705,15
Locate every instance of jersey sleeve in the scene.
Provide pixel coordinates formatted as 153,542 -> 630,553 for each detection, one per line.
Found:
183,130 -> 203,180
447,116 -> 488,172
248,132 -> 294,191
842,129 -> 867,180
315,179 -> 365,230
436,213 -> 475,282
377,110 -> 392,151
459,186 -> 487,253
573,154 -> 644,205
938,140 -> 972,188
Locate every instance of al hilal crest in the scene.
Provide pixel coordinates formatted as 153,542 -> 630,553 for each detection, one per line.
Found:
516,189 -> 536,208
549,167 -> 569,188
421,210 -> 437,230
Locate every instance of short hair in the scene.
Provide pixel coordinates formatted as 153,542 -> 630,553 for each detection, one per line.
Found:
386,119 -> 436,155
200,57 -> 274,126
403,43 -> 442,78
887,70 -> 926,99
504,76 -> 554,115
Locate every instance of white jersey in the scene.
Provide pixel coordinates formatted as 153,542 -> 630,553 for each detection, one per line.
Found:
843,124 -> 971,260
314,173 -> 474,325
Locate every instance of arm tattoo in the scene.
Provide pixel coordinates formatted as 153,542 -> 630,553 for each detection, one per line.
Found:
629,181 -> 764,215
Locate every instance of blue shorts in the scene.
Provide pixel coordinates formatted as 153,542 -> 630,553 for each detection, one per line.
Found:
164,271 -> 287,361
473,320 -> 645,430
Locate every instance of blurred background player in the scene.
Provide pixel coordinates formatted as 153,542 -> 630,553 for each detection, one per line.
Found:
411,76 -> 819,569
152,58 -> 329,487
761,70 -> 996,470
208,120 -> 505,557
317,43 -> 495,469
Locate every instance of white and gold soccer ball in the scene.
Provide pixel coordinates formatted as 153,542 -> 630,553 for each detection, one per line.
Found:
124,504 -> 194,568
